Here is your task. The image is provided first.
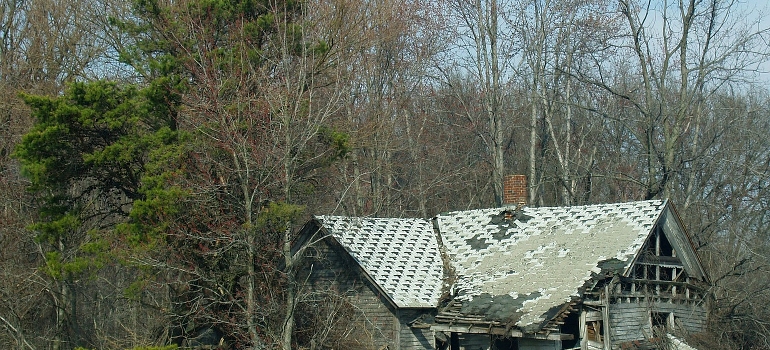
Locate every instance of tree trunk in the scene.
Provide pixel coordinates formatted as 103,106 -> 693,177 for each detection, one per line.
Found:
281,226 -> 295,350
53,239 -> 68,350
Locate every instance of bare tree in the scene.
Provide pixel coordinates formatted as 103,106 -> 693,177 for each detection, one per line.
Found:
578,1 -> 770,346
508,0 -> 620,205
328,0 -> 453,217
442,0 -> 513,207
586,0 -> 770,201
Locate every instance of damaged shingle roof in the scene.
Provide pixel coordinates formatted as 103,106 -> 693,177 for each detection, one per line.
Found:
435,199 -> 667,331
316,216 -> 444,308
313,200 -> 673,332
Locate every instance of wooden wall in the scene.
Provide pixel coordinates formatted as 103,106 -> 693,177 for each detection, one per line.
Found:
608,300 -> 707,346
300,236 -> 398,349
299,231 -> 436,349
398,309 -> 436,349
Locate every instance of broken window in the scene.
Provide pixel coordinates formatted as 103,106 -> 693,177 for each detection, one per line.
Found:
586,320 -> 603,343
651,312 -> 672,337
658,232 -> 674,257
643,226 -> 676,258
659,267 -> 673,281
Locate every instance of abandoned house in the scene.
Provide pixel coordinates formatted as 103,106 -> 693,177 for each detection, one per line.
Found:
294,176 -> 709,350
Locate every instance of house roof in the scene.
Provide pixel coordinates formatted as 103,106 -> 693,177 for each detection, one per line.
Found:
434,199 -> 668,331
309,199 -> 707,335
315,216 -> 445,308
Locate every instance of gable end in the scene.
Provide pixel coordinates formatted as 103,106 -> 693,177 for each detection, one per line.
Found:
658,205 -> 707,281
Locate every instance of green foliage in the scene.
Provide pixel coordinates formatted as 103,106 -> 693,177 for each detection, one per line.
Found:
15,81 -> 143,195
118,0 -> 310,80
116,129 -> 190,252
117,183 -> 187,250
124,278 -> 150,301
13,80 -> 184,281
318,126 -> 350,162
33,212 -> 79,246
257,201 -> 305,234
40,229 -> 110,280
311,39 -> 330,56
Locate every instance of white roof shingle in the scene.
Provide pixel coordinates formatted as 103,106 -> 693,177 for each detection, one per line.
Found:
435,199 -> 667,330
316,216 -> 445,308
313,200 -> 677,332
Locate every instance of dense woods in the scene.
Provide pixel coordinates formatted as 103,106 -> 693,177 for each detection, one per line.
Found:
1,0 -> 769,349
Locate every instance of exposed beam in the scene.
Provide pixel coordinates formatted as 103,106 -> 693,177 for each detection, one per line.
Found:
431,325 -> 574,340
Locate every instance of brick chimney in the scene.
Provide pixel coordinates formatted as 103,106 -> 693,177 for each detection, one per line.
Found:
503,175 -> 527,206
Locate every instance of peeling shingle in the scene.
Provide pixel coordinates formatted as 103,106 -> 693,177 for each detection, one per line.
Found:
314,199 -> 668,332
435,199 -> 666,328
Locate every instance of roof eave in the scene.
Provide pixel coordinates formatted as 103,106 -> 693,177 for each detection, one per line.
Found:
431,323 -> 574,341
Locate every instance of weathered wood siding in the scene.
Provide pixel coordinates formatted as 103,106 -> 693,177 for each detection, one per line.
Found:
302,237 -> 399,349
608,300 -> 707,346
398,309 -> 435,349
300,235 -> 436,349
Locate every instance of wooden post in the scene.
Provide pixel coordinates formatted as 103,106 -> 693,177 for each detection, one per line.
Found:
603,284 -> 612,350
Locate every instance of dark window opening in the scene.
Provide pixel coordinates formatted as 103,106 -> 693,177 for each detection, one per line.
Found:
560,310 -> 580,349
450,332 -> 459,350
620,281 -> 632,294
492,336 -> 518,350
651,312 -> 669,327
659,267 -> 673,281
651,312 -> 671,337
435,332 -> 449,350
674,269 -> 688,282
659,231 -> 674,257
594,278 -> 610,290
642,240 -> 656,257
